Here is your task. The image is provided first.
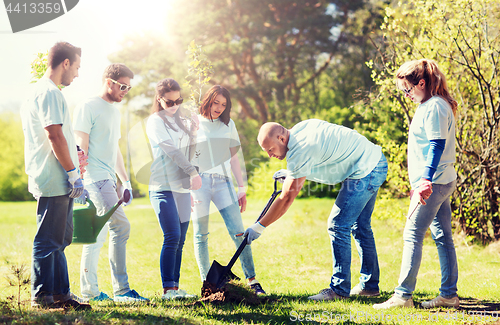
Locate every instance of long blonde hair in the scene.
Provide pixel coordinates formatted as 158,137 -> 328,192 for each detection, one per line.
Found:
396,59 -> 457,116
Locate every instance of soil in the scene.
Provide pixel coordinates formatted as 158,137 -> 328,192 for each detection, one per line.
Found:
192,280 -> 265,306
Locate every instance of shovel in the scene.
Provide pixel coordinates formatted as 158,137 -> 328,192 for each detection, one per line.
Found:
206,177 -> 284,288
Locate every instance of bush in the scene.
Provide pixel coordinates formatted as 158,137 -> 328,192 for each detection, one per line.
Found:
0,113 -> 32,201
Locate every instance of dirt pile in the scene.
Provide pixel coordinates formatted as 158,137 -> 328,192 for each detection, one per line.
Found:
197,280 -> 263,306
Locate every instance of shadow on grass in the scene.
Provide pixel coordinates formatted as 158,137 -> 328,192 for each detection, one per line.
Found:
354,290 -> 500,315
183,293 -> 381,325
0,303 -> 204,325
457,296 -> 500,315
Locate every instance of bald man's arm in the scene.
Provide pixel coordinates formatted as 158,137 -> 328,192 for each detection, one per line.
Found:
259,176 -> 306,227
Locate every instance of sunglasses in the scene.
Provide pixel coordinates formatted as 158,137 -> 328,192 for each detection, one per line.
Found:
402,84 -> 416,95
160,97 -> 183,107
109,79 -> 132,91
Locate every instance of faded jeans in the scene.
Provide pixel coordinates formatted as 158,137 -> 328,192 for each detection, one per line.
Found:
328,154 -> 388,297
149,191 -> 190,289
80,179 -> 131,298
191,173 -> 256,281
395,180 -> 458,299
32,195 -> 73,304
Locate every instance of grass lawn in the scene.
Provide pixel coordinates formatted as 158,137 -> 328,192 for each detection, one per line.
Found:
0,195 -> 499,324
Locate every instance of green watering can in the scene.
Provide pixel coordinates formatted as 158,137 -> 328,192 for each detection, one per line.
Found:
72,189 -> 131,244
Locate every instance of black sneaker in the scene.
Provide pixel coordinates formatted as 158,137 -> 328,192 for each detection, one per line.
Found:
55,299 -> 92,311
249,282 -> 266,295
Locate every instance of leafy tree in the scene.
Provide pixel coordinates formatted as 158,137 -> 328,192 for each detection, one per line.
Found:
167,0 -> 374,124
368,0 -> 500,242
109,0 -> 390,196
0,113 -> 31,201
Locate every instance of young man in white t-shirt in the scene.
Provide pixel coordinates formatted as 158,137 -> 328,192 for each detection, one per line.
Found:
21,41 -> 90,310
73,64 -> 148,302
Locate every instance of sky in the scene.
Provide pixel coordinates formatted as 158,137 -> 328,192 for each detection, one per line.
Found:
0,0 -> 173,111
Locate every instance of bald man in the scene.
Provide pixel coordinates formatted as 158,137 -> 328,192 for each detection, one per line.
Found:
244,119 -> 387,301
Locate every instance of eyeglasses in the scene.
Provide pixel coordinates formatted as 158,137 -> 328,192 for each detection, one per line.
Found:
109,79 -> 132,91
402,84 -> 416,95
161,97 -> 183,107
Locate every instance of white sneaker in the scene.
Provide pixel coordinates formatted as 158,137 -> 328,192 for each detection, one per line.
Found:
308,288 -> 347,301
350,284 -> 380,297
162,290 -> 183,300
176,289 -> 197,299
421,295 -> 459,308
373,295 -> 414,309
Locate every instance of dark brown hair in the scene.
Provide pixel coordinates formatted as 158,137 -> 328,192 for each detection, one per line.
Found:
48,42 -> 81,69
151,78 -> 189,134
199,85 -> 232,126
396,59 -> 457,116
102,63 -> 134,82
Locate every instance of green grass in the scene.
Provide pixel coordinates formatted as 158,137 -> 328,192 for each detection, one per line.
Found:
0,196 -> 499,324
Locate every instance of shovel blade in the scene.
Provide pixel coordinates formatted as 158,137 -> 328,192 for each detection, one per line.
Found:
206,260 -> 240,288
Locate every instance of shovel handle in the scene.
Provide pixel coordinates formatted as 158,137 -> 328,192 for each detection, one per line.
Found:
216,180 -> 281,286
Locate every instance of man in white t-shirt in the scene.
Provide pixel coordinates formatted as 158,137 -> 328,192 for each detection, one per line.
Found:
73,64 -> 148,302
21,41 -> 90,310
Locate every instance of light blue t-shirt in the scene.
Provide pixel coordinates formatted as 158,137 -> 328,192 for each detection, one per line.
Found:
286,119 -> 382,185
408,96 -> 456,187
146,113 -> 191,193
73,96 -> 121,184
20,78 -> 78,197
192,116 -> 240,177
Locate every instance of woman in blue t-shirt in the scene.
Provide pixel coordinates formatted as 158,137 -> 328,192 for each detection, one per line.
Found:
146,78 -> 202,300
374,59 -> 459,309
190,85 -> 266,295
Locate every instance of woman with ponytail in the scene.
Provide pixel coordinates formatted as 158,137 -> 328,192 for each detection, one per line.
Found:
374,59 -> 459,309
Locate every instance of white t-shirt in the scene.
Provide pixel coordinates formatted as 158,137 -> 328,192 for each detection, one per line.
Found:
146,113 -> 191,193
286,119 -> 382,185
73,96 -> 121,184
192,115 -> 241,177
20,78 -> 78,197
408,96 -> 456,187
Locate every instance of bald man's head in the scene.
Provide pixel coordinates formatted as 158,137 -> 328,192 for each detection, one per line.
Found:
258,122 -> 289,160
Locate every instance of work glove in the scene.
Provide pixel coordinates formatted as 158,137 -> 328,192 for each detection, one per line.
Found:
243,222 -> 266,245
67,168 -> 84,198
122,181 -> 133,206
273,169 -> 290,183
75,189 -> 89,205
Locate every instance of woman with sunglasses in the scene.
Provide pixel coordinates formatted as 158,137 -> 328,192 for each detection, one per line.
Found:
374,59 -> 459,309
146,78 -> 202,300
190,85 -> 266,295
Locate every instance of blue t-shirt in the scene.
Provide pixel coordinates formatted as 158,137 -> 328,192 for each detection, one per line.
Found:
286,119 -> 382,184
20,78 -> 78,197
408,96 -> 456,187
73,96 -> 121,184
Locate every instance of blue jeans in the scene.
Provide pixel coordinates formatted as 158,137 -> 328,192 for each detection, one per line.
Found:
32,195 -> 73,304
395,180 -> 458,299
80,179 -> 131,298
150,191 -> 190,288
191,173 -> 256,281
327,154 -> 388,297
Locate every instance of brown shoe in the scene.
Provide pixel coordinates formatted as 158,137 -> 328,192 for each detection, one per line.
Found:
308,288 -> 348,301
55,299 -> 92,311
